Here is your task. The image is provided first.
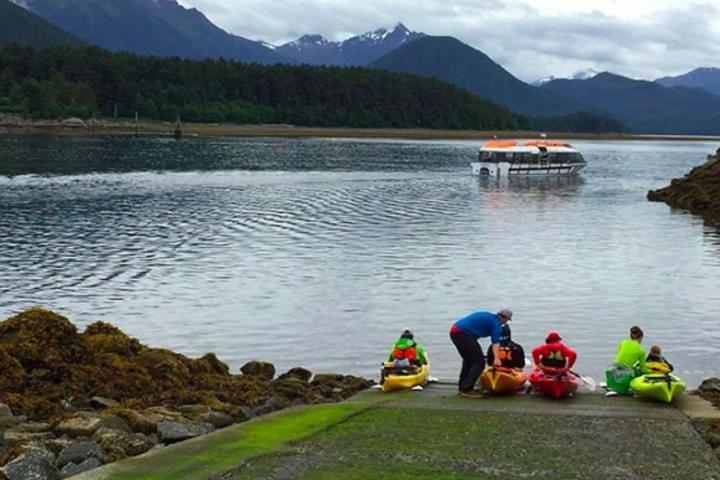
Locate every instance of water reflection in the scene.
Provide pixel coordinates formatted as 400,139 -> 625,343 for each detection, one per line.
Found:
477,174 -> 585,193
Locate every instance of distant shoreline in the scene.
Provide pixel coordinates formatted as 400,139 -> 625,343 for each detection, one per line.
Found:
2,119 -> 720,142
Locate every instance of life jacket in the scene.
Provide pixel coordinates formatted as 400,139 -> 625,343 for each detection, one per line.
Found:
497,346 -> 516,364
646,361 -> 670,374
392,345 -> 417,362
541,346 -> 567,368
488,342 -> 526,369
391,336 -> 420,363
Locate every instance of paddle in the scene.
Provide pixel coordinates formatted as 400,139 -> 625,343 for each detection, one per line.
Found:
570,370 -> 597,392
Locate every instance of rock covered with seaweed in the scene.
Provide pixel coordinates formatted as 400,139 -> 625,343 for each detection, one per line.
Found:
647,149 -> 720,224
0,308 -> 372,476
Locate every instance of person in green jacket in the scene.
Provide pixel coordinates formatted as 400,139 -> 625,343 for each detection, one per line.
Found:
605,326 -> 650,396
387,330 -> 428,368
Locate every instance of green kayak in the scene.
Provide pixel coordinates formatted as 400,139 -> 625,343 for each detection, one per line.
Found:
630,373 -> 685,403
605,363 -> 638,395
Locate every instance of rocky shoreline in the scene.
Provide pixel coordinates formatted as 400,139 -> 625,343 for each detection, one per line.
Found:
693,378 -> 720,456
648,149 -> 720,224
2,114 -> 718,141
0,308 -> 372,479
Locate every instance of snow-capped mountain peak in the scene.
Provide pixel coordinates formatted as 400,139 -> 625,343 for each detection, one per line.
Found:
532,75 -> 558,86
258,41 -> 277,50
276,22 -> 425,66
359,23 -> 413,43
532,68 -> 600,86
293,34 -> 330,46
571,68 -> 600,80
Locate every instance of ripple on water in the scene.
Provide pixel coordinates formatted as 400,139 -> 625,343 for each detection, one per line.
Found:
0,137 -> 719,384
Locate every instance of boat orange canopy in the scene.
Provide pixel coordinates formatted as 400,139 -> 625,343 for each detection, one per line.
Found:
524,140 -> 571,147
483,140 -> 571,148
483,140 -> 518,148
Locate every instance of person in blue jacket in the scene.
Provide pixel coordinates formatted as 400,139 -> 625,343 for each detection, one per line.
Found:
450,309 -> 513,398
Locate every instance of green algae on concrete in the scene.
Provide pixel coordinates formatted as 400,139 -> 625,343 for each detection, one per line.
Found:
76,384 -> 720,480
73,396 -> 385,480
221,386 -> 720,480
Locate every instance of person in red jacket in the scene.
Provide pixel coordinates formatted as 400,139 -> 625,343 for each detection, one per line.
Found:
532,331 -> 577,374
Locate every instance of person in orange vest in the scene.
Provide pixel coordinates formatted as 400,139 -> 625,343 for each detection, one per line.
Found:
532,331 -> 577,374
387,330 -> 428,368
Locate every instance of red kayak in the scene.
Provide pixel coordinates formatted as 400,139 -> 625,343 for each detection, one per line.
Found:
529,368 -> 580,399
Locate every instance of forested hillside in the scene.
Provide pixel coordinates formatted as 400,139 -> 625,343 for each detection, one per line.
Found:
0,45 -> 529,130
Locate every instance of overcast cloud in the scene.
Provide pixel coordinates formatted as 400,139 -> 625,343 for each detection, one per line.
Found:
178,0 -> 720,82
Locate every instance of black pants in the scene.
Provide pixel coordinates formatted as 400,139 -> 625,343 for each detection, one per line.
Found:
450,331 -> 486,392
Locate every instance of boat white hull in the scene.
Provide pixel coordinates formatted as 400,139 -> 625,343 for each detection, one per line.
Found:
471,161 -> 585,177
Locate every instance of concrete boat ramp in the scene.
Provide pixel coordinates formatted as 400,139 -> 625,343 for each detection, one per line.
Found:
75,383 -> 720,480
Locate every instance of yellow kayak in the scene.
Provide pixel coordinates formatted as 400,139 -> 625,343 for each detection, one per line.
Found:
630,373 -> 685,403
479,367 -> 527,394
380,356 -> 430,393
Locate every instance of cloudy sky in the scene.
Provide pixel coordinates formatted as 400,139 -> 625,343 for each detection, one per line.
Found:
177,0 -> 720,82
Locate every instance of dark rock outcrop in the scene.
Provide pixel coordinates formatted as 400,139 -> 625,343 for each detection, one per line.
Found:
1,453 -> 60,480
60,458 -> 103,478
56,441 -> 104,468
157,421 -> 201,444
91,427 -> 155,462
697,377 -> 720,407
648,151 -> 720,224
201,411 -> 233,429
54,413 -> 129,438
253,397 -> 286,417
240,361 -> 276,380
278,367 -> 313,383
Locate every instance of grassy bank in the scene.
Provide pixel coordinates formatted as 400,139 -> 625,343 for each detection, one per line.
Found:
3,119 -> 720,141
76,384 -> 720,480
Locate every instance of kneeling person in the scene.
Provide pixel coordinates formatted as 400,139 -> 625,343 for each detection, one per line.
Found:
532,331 -> 577,374
486,324 -> 526,369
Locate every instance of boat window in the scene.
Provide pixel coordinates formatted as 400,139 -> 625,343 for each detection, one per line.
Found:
480,151 -> 491,161
518,152 -> 532,163
547,153 -> 558,163
495,152 -> 506,162
531,154 -> 539,164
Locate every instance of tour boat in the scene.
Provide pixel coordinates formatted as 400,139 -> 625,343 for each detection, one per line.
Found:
471,140 -> 586,176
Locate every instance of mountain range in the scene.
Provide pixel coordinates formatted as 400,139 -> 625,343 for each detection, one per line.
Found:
12,0 -> 286,64
656,68 -> 720,96
541,73 -> 720,135
370,36 -> 584,117
0,0 -> 84,48
5,0 -> 720,134
275,23 -> 424,66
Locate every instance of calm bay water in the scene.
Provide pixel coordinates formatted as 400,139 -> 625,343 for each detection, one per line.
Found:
1,135 -> 719,385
